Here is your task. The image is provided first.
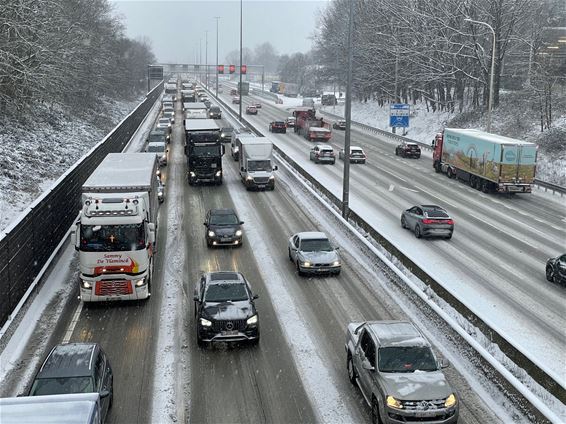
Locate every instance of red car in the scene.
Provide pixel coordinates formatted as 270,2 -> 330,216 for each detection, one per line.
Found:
269,121 -> 287,133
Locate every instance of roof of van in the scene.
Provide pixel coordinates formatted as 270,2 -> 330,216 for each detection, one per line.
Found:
0,393 -> 99,424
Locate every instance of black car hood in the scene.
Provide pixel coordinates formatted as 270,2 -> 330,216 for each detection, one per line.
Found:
209,224 -> 239,236
203,300 -> 254,320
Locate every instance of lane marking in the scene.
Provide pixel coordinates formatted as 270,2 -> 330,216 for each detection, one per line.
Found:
62,301 -> 83,344
389,184 -> 394,191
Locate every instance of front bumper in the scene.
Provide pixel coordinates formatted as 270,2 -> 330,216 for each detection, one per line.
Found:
189,170 -> 222,184
198,322 -> 259,343
384,406 -> 458,424
244,178 -> 275,190
299,264 -> 341,274
207,234 -> 242,246
79,276 -> 150,302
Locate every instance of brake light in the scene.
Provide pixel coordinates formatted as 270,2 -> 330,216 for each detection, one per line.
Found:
422,219 -> 435,224
445,219 -> 454,225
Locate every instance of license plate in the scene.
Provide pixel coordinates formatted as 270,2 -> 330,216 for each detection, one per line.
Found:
222,330 -> 238,336
258,185 -> 266,188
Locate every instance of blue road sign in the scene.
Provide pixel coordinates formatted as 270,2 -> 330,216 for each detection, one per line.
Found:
390,103 -> 410,128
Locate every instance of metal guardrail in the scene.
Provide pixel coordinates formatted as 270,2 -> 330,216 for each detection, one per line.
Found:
0,82 -> 164,328
207,85 -> 564,418
320,109 -> 566,195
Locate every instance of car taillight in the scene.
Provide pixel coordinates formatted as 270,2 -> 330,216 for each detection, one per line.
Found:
422,219 -> 435,224
445,219 -> 454,225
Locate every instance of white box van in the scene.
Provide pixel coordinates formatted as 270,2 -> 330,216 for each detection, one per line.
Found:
0,393 -> 103,424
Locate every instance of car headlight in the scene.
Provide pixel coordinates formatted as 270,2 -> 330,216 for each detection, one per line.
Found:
246,176 -> 253,181
158,191 -> 163,197
444,394 -> 457,408
386,395 -> 403,409
333,261 -> 341,266
200,318 -> 212,327
235,230 -> 242,237
302,261 -> 312,267
134,278 -> 147,287
189,171 -> 196,177
221,133 -> 225,137
269,175 -> 275,180
156,169 -> 161,176
81,280 -> 92,289
215,170 -> 222,177
246,315 -> 258,325
208,231 -> 215,237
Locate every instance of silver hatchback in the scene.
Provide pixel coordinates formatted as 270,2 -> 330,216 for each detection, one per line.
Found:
401,205 -> 454,239
288,232 -> 341,276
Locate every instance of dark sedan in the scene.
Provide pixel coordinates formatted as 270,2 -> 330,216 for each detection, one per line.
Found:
401,205 -> 454,239
546,254 -> 566,284
333,120 -> 346,130
194,271 -> 260,347
269,121 -> 287,133
204,208 -> 244,247
395,141 -> 421,158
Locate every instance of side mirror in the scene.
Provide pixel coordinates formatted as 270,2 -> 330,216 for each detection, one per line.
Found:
335,246 -> 340,250
273,166 -> 278,171
203,222 -> 207,226
240,221 -> 244,225
253,294 -> 259,299
147,223 -> 156,244
241,167 -> 245,172
193,295 -> 199,302
100,389 -> 110,399
362,359 -> 375,371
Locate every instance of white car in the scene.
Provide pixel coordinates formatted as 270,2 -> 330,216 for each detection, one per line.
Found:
288,232 -> 341,276
338,146 -> 366,164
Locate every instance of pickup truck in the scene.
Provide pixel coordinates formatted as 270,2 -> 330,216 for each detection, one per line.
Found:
345,321 -> 459,424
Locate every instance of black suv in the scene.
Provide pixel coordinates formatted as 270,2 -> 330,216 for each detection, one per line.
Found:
208,106 -> 222,119
204,208 -> 244,247
194,271 -> 260,347
29,343 -> 113,421
395,141 -> 421,158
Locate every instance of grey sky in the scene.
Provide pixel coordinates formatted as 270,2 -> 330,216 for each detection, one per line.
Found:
110,1 -> 328,64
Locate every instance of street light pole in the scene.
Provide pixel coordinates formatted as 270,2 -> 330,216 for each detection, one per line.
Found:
205,30 -> 208,88
465,18 -> 496,133
239,0 -> 243,120
214,17 -> 220,98
342,0 -> 354,219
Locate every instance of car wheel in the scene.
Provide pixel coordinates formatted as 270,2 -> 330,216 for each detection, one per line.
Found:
288,248 -> 293,262
249,333 -> 260,347
206,239 -> 212,248
401,216 -> 407,229
197,333 -> 205,348
334,269 -> 341,276
445,233 -> 453,240
414,225 -> 422,239
546,266 -> 554,282
347,355 -> 357,385
371,396 -> 381,424
395,149 -> 398,156
332,160 -> 336,165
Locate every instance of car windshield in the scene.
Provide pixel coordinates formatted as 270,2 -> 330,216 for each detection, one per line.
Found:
300,238 -> 333,252
378,347 -> 438,373
248,160 -> 272,172
424,209 -> 449,218
149,134 -> 165,143
30,376 -> 94,396
159,119 -> 169,125
221,128 -> 233,133
210,213 -> 239,225
204,283 -> 248,302
147,145 -> 165,153
80,223 -> 145,252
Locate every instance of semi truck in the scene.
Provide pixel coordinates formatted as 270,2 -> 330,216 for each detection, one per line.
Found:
238,81 -> 250,95
293,107 -> 332,142
185,119 -> 224,185
280,82 -> 299,97
184,102 -> 208,119
433,128 -> 537,193
237,136 -> 277,190
72,153 -> 159,302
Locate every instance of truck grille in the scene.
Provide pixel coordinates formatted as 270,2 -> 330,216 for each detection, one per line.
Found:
212,319 -> 247,332
95,280 -> 133,296
253,177 -> 269,184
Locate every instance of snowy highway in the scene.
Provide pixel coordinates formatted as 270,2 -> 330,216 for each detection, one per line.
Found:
0,93 -> 518,423
216,82 -> 566,387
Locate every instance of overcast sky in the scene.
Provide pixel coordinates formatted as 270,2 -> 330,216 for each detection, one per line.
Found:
111,0 -> 328,64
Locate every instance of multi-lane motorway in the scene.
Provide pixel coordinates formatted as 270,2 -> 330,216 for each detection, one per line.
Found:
2,81 -> 565,423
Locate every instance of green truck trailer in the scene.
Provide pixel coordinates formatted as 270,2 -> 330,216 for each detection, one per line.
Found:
432,128 -> 537,193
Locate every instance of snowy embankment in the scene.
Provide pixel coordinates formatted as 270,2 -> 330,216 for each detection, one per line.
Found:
0,96 -> 143,232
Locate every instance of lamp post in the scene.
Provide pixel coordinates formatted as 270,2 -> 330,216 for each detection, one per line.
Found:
214,17 -> 220,98
342,0 -> 354,219
465,18 -> 496,133
205,30 -> 208,88
239,0 -> 243,120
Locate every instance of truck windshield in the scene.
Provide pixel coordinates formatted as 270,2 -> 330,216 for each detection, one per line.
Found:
149,135 -> 165,143
189,133 -> 219,143
248,160 -> 272,172
191,145 -> 221,156
378,347 -> 438,373
80,223 -> 145,252
29,376 -> 94,396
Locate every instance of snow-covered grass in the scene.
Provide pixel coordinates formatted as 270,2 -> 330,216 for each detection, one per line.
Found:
320,90 -> 566,186
0,96 -> 143,232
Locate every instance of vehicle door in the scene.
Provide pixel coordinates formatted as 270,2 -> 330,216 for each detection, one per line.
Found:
404,207 -> 417,229
355,329 -> 377,400
290,236 -> 300,261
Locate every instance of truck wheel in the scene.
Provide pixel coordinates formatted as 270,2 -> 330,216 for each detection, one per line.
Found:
395,149 -> 398,156
347,355 -> 357,385
434,162 -> 441,173
414,225 -> 422,239
196,331 -> 205,348
546,266 -> 554,282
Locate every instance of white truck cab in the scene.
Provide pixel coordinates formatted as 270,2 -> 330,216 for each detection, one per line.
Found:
237,136 -> 277,190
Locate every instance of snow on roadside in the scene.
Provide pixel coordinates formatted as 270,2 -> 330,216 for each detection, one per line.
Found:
0,96 -> 143,232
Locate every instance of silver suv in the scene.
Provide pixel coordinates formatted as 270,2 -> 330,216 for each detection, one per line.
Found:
345,321 -> 458,424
